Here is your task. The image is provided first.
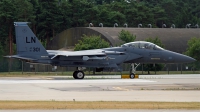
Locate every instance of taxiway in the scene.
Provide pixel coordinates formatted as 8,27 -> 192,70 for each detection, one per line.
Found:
0,74 -> 199,102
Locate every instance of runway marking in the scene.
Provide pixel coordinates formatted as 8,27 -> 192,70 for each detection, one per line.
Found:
0,79 -> 156,84
113,87 -> 131,91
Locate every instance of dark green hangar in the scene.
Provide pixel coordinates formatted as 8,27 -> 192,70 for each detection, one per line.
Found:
48,27 -> 200,54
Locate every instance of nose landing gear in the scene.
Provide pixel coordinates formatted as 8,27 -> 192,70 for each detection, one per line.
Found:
130,73 -> 135,79
130,63 -> 140,79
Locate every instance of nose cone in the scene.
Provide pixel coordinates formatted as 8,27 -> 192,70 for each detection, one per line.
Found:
177,55 -> 196,63
164,50 -> 196,63
172,52 -> 196,63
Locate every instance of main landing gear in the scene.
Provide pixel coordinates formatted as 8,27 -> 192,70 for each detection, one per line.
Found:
73,67 -> 86,79
73,71 -> 85,79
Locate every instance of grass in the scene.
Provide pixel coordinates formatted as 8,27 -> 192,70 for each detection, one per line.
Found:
0,101 -> 200,109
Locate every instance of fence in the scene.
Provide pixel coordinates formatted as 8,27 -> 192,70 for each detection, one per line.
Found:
0,58 -> 196,75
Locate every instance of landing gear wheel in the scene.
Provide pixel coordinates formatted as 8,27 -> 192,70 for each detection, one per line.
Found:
130,73 -> 135,79
73,71 -> 85,79
73,71 -> 78,79
76,71 -> 85,79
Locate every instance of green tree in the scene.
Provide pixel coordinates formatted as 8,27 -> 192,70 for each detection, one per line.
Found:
74,35 -> 110,51
150,6 -> 167,28
0,0 -> 18,55
159,0 -> 177,26
95,3 -> 125,27
185,37 -> 200,70
118,30 -> 136,44
0,43 -> 4,59
0,41 -> 8,72
69,0 -> 96,27
29,0 -> 40,34
144,37 -> 164,74
58,0 -> 72,30
175,0 -> 200,28
0,0 -> 200,57
37,0 -> 63,45
14,0 -> 35,22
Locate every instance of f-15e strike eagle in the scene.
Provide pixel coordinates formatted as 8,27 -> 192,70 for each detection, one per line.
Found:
5,22 -> 196,79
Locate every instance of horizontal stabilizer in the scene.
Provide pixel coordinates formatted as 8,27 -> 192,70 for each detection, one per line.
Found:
4,55 -> 37,61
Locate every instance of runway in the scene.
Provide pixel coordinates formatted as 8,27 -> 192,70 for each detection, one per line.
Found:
0,75 -> 200,102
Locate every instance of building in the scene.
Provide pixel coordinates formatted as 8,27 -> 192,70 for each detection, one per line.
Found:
48,27 -> 200,54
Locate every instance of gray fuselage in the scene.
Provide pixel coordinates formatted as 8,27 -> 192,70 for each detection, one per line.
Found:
29,45 -> 195,69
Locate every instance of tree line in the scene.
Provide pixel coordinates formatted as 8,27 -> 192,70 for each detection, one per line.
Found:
0,0 -> 199,57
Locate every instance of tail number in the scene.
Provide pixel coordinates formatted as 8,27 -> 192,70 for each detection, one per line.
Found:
30,47 -> 40,52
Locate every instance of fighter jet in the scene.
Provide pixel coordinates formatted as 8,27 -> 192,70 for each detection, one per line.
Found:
5,22 -> 196,79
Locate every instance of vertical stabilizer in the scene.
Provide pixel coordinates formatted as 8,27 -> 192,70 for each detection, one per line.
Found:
14,22 -> 48,56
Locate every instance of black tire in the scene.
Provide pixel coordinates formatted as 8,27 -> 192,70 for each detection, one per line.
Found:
130,73 -> 135,79
73,71 -> 78,79
73,71 -> 85,79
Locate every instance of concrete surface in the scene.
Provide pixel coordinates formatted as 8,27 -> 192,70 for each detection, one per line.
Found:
0,75 -> 199,102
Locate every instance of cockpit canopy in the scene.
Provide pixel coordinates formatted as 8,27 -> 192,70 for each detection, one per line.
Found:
121,41 -> 164,50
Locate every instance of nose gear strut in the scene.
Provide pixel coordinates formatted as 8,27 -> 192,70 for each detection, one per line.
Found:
130,63 -> 140,79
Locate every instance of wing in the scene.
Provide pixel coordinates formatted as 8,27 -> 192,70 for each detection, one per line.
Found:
49,50 -> 125,61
